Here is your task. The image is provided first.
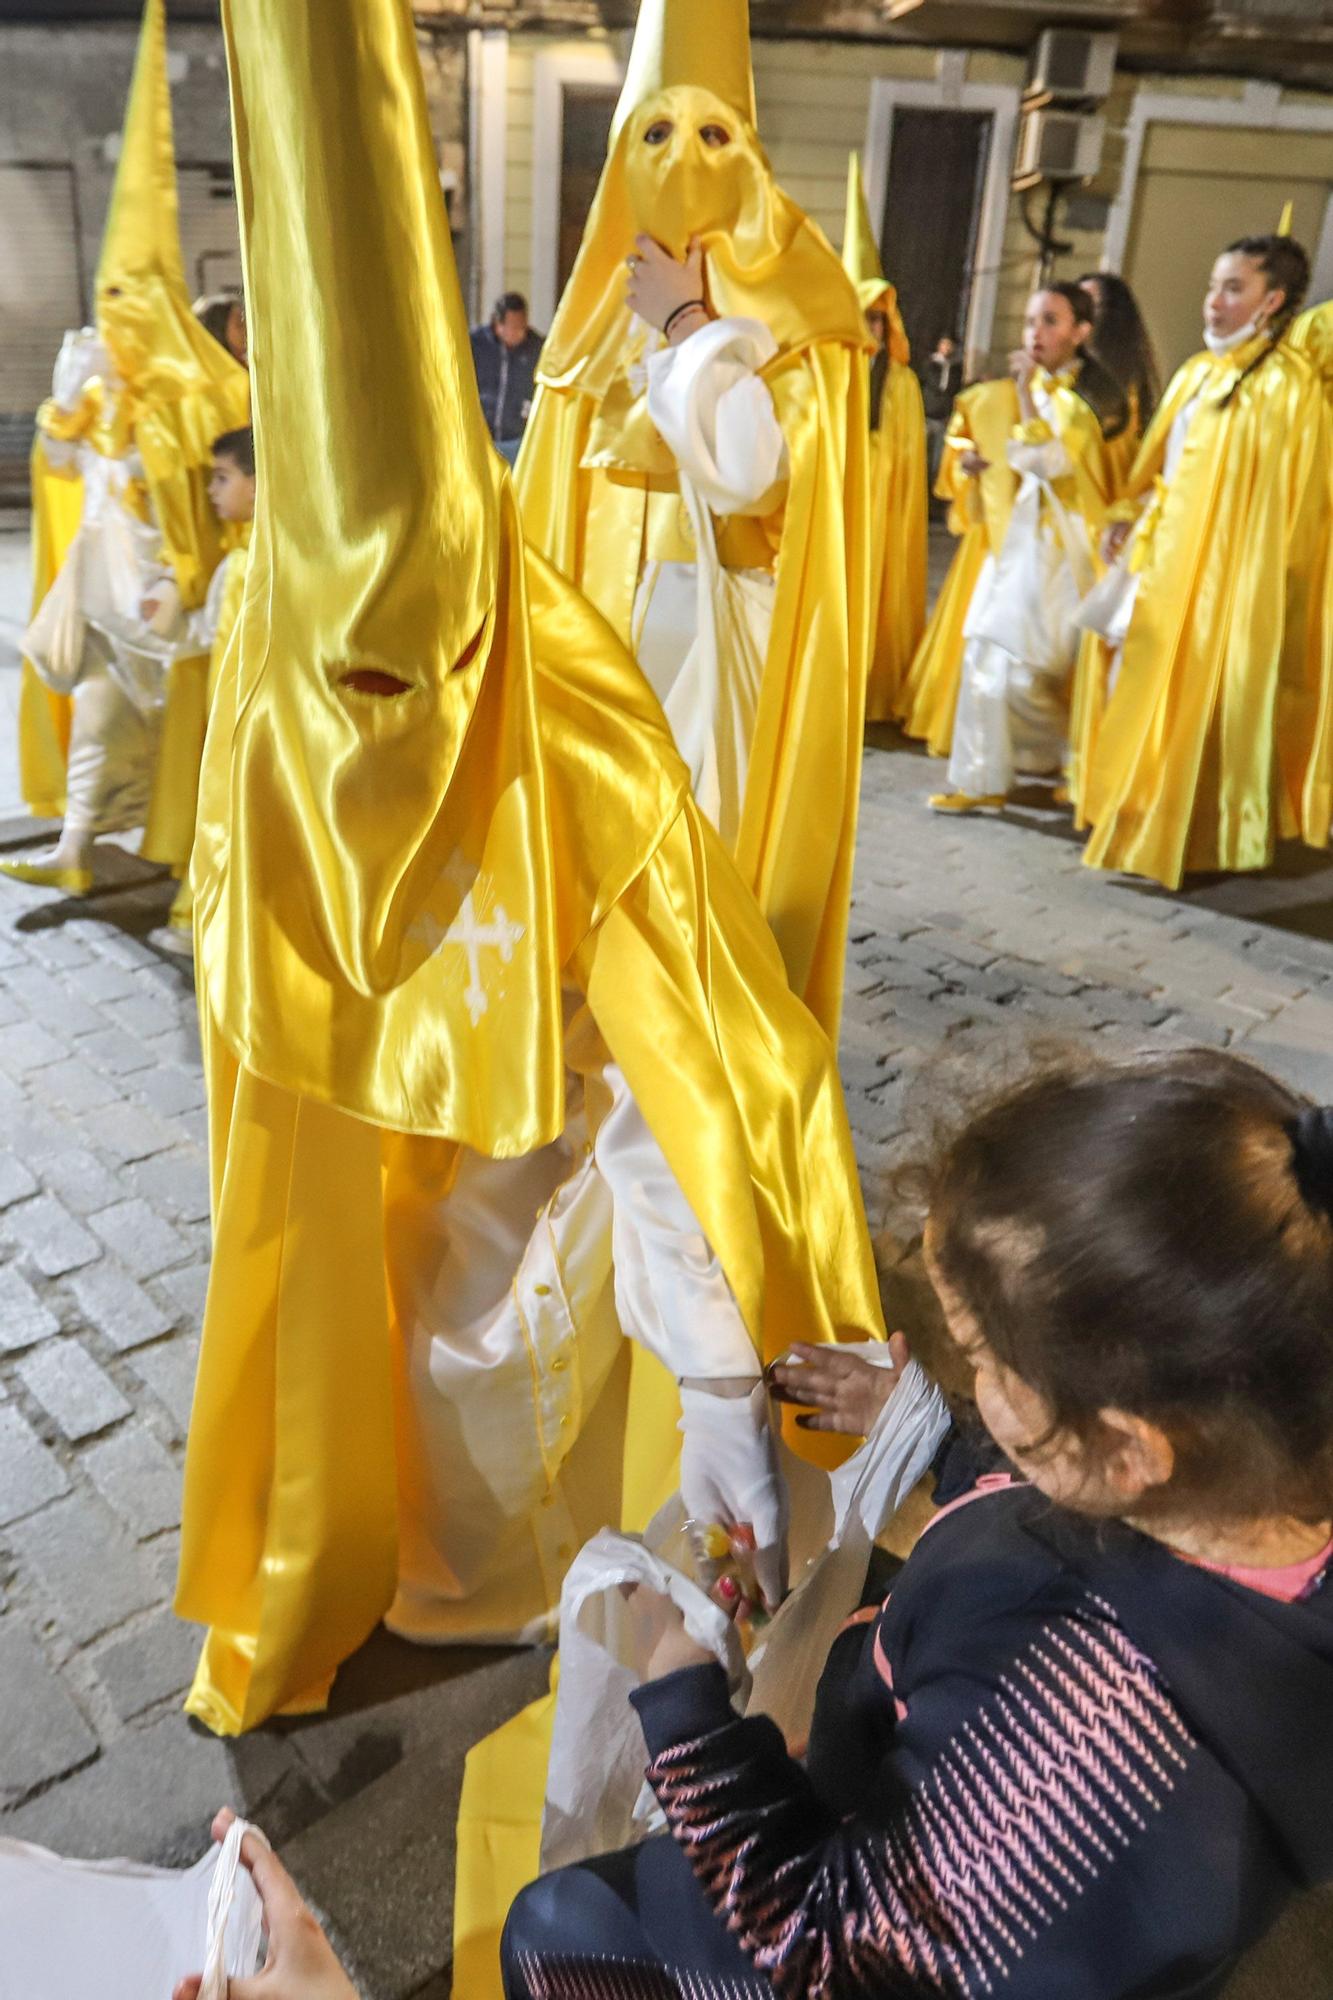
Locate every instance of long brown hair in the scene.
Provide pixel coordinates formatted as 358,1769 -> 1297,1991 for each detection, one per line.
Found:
926,1049 -> 1333,1523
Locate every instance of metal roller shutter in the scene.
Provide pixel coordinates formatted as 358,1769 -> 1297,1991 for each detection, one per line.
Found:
0,162 -> 86,474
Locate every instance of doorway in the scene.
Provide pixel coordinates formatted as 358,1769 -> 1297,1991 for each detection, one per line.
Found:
557,85 -> 619,300
880,108 -> 991,368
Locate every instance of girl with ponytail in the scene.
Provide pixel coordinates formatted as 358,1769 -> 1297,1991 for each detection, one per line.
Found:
926,282 -> 1120,814
1081,233 -> 1333,888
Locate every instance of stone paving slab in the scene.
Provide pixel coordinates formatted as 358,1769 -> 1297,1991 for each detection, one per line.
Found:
1,548 -> 1333,1989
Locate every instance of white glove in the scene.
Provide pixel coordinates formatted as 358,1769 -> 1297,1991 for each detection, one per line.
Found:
51,327 -> 110,413
678,1381 -> 789,1610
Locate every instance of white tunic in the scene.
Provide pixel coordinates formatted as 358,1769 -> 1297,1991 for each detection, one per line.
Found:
948,381 -> 1094,797
633,316 -> 789,849
22,331 -> 200,837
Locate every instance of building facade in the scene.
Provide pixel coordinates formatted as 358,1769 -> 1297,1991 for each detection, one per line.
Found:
0,0 -> 1330,489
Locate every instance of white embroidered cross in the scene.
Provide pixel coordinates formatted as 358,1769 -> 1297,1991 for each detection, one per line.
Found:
410,887 -> 523,1025
448,892 -> 524,1023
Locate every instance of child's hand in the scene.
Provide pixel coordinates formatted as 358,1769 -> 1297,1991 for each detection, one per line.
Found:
172,1808 -> 358,2000
959,450 -> 989,477
140,596 -> 161,621
769,1332 -> 910,1436
623,1577 -> 744,1683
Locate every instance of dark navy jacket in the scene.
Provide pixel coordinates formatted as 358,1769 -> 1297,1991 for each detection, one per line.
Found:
633,1484 -> 1333,1998
469,322 -> 543,444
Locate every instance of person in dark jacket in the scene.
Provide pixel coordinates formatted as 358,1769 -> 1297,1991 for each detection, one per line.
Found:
922,330 -> 964,485
470,291 -> 544,463
502,1047 -> 1333,2000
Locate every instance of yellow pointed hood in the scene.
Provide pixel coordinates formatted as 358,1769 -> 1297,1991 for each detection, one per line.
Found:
536,0 -> 865,426
611,0 -> 754,139
842,154 -> 910,363
95,0 -> 242,410
200,0 -> 682,1149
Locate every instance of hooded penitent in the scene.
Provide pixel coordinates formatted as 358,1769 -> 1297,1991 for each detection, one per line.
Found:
178,0 -> 883,1739
842,154 -> 926,719
515,0 -> 872,1037
18,0 -> 248,820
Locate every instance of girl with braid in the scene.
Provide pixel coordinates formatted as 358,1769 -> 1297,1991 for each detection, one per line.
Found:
500,1047 -> 1333,2000
929,283 -> 1122,815
1082,235 -> 1333,887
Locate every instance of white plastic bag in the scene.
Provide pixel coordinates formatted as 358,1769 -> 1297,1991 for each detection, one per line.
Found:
540,1357 -> 948,1871
0,1814 -> 265,2000
23,537 -> 89,695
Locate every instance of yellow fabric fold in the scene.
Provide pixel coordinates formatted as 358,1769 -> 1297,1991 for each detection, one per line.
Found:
1291,301 -> 1333,405
1083,341 -> 1333,887
866,364 -> 928,719
19,440 -> 81,818
841,153 -> 925,719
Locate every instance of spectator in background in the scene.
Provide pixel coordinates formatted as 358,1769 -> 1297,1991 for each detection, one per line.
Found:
922,331 -> 964,483
193,291 -> 248,367
470,291 -> 543,463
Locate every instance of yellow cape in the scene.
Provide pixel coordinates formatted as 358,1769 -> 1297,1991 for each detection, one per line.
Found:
1290,300 -> 1333,405
180,0 -> 884,1740
841,156 -> 927,719
1083,338 -> 1333,886
18,439 -> 82,818
866,359 -> 929,721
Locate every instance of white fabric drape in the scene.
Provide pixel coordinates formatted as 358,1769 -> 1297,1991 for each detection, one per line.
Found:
387,1050 -> 758,1647
631,316 -> 788,847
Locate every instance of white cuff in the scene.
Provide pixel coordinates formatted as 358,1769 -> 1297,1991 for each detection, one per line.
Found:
647,315 -> 788,517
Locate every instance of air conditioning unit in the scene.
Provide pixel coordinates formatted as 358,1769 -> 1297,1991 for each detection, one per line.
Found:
1025,29 -> 1118,107
1012,109 -> 1105,189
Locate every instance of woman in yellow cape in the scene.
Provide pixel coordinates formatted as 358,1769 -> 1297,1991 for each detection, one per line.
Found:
842,155 -> 927,721
1082,236 -> 1333,888
4,0 -> 247,895
894,376 -> 1018,756
181,0 -> 883,1755
513,0 -> 871,1039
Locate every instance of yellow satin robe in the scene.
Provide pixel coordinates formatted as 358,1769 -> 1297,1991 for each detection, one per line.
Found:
19,438 -> 83,818
1065,389 -> 1150,823
895,377 -> 1019,753
1083,338 -> 1333,887
866,358 -> 928,720
1291,301 -> 1333,404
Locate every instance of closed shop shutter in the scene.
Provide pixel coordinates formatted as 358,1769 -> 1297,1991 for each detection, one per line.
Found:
0,162 -> 85,468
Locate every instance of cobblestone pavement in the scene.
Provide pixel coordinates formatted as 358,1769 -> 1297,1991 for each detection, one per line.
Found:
2,513 -> 1333,1995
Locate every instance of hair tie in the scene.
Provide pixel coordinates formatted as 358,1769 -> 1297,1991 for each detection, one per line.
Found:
1288,1106 -> 1333,1220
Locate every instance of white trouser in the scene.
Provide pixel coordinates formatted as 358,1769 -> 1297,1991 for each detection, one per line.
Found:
387,1062 -> 752,1643
63,644 -> 161,838
632,559 -> 775,848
